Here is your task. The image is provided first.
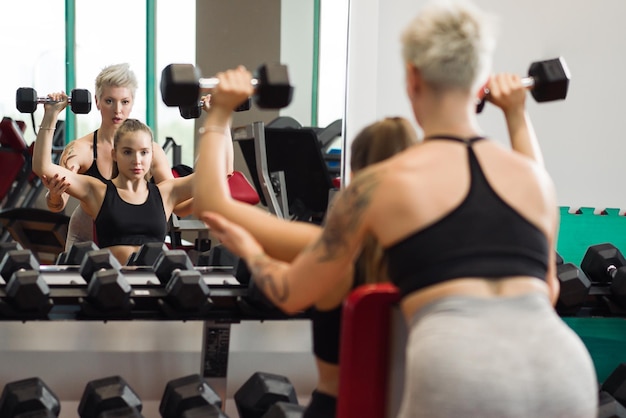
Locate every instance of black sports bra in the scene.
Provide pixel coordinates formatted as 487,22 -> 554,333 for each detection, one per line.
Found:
385,135 -> 549,298
83,130 -> 107,182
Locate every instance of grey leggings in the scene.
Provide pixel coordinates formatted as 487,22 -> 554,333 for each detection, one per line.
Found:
397,293 -> 598,418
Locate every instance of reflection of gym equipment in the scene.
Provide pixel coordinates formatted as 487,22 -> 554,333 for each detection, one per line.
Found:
337,283 -> 402,418
234,121 -> 337,223
0,117 -> 64,210
0,208 -> 69,264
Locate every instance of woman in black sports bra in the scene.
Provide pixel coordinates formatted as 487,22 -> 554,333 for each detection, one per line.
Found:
197,2 -> 597,417
41,63 -> 196,251
33,93 -> 194,266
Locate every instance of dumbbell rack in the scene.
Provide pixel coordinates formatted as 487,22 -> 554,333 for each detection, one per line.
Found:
0,265 -> 308,413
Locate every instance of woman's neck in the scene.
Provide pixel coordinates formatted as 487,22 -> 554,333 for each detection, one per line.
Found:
97,123 -> 118,145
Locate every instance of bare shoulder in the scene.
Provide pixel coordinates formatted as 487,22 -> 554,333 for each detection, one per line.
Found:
59,132 -> 94,171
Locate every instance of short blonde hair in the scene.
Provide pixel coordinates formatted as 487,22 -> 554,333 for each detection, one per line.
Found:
401,0 -> 498,92
95,63 -> 138,99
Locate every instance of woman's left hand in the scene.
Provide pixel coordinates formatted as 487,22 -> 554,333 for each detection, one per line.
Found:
200,211 -> 264,260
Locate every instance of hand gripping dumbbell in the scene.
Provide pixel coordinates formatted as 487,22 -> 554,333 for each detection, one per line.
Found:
476,56 -> 571,113
179,96 -> 252,119
160,63 -> 293,109
16,87 -> 92,114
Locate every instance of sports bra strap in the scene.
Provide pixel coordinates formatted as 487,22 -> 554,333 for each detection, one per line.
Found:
424,134 -> 486,145
92,130 -> 98,159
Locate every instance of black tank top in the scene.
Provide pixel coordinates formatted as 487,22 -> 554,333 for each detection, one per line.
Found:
94,180 -> 167,247
385,135 -> 549,298
83,130 -> 107,181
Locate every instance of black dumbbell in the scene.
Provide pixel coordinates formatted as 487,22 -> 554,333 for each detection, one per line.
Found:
476,57 -> 571,113
234,371 -> 299,418
126,242 -> 169,267
556,262 -> 591,315
159,374 -> 227,418
179,96 -> 252,119
0,248 -> 53,315
581,243 -> 626,306
78,249 -> 132,312
0,377 -> 61,417
57,241 -> 100,265
602,364 -> 626,411
16,87 -> 92,114
153,250 -> 212,312
160,63 -> 293,109
78,376 -> 142,418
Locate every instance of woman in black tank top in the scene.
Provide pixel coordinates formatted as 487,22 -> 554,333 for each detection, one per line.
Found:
40,64 -> 194,250
33,98 -> 195,266
194,3 -> 597,416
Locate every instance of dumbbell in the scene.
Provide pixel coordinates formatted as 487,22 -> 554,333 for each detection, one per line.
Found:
601,363 -> 626,413
126,242 -> 169,267
16,87 -> 92,114
56,241 -> 100,265
0,247 -> 53,315
160,63 -> 293,109
78,249 -> 133,313
0,377 -> 61,417
179,96 -> 252,119
555,262 -> 591,315
78,376 -> 143,418
476,56 -> 571,113
152,250 -> 212,312
580,243 -> 626,307
159,374 -> 228,418
234,371 -> 299,418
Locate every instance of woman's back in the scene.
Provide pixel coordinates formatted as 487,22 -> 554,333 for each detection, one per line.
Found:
367,137 -> 556,249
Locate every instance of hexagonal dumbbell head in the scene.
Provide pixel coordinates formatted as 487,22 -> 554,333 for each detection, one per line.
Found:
6,270 -> 52,313
580,243 -> 626,283
79,249 -> 122,283
0,249 -> 40,282
234,372 -> 298,418
253,64 -> 293,109
62,241 -> 100,266
160,64 -> 202,106
0,241 -> 23,261
165,270 -> 210,311
86,270 -> 132,312
78,375 -> 142,418
602,363 -> 626,407
555,263 -> 590,314
527,57 -> 570,102
159,374 -> 222,418
153,250 -> 195,284
127,242 -> 168,267
0,377 -> 60,417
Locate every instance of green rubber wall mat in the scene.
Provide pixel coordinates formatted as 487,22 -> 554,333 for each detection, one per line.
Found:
558,206 -> 626,383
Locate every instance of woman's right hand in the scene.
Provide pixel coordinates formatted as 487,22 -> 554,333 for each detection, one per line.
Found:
43,92 -> 69,115
486,73 -> 527,115
209,66 -> 255,112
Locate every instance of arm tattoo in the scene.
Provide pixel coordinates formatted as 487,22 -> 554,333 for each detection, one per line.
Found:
312,171 -> 379,263
60,143 -> 77,168
249,253 -> 290,303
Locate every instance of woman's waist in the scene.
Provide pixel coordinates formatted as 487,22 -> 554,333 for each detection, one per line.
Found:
400,276 -> 549,320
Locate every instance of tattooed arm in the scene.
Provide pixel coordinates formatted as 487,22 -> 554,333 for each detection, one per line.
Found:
44,137 -> 92,212
204,170 -> 379,313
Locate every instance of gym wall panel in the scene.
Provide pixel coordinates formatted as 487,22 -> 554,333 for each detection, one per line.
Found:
344,0 -> 626,212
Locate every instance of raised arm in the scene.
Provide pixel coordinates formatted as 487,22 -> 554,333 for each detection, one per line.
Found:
150,142 -> 194,217
32,93 -> 101,216
192,66 -> 320,261
486,73 -> 544,165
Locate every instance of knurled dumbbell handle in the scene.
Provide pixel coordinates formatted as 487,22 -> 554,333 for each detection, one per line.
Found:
481,76 -> 535,97
198,77 -> 259,90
